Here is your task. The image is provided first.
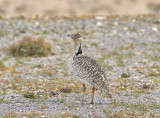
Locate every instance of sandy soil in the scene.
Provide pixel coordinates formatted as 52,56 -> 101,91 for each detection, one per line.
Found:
0,0 -> 160,17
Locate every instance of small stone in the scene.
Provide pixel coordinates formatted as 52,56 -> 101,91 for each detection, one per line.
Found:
96,21 -> 103,27
152,27 -> 158,31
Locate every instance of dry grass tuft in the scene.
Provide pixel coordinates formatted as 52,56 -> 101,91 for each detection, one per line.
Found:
54,109 -> 80,118
1,111 -> 18,118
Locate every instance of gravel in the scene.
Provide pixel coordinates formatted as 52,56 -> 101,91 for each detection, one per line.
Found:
0,15 -> 160,117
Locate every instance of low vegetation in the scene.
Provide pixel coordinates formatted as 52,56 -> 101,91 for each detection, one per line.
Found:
9,36 -> 52,57
0,60 -> 5,71
121,72 -> 130,78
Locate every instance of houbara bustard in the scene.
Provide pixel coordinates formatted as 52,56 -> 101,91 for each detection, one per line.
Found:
68,33 -> 112,104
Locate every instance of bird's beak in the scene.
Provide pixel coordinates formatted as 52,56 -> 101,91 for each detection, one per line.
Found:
68,34 -> 76,44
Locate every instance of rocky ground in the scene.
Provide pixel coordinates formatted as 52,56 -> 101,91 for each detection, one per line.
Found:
0,15 -> 160,117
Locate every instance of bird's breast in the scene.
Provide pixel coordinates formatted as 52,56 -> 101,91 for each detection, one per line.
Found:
71,55 -> 105,79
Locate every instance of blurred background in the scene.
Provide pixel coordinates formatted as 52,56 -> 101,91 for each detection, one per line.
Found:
0,0 -> 160,17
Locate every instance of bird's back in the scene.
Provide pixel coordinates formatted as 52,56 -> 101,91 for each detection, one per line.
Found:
72,55 -> 112,98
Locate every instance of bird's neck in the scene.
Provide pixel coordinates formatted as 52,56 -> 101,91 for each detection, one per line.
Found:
73,42 -> 82,59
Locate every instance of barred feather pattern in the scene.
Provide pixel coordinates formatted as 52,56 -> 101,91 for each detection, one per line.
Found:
72,55 -> 112,98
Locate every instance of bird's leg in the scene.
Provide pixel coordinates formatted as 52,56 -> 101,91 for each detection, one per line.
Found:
91,87 -> 96,104
82,83 -> 86,104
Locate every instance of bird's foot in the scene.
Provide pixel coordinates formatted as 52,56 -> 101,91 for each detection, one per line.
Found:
90,101 -> 94,104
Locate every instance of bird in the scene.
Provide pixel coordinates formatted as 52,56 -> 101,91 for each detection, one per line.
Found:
68,33 -> 112,104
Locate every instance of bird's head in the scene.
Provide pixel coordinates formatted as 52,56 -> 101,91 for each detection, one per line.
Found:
68,33 -> 81,40
68,33 -> 81,48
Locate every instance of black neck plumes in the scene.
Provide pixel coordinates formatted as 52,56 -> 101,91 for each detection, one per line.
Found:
73,43 -> 82,60
76,43 -> 82,56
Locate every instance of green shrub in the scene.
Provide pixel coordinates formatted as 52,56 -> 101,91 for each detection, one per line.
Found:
121,73 -> 130,78
0,60 -> 5,71
9,36 -> 52,57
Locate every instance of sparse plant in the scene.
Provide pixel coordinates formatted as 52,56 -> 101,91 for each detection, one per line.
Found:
49,90 -> 59,97
9,36 -> 52,57
31,64 -> 44,69
116,56 -> 125,67
54,109 -> 80,118
103,107 -> 112,115
40,69 -> 53,77
146,70 -> 160,77
121,73 -> 130,78
60,96 -> 66,103
107,65 -> 113,71
22,109 -> 45,118
0,60 -> 5,71
2,111 -> 18,118
23,92 -> 36,99
38,104 -> 48,109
